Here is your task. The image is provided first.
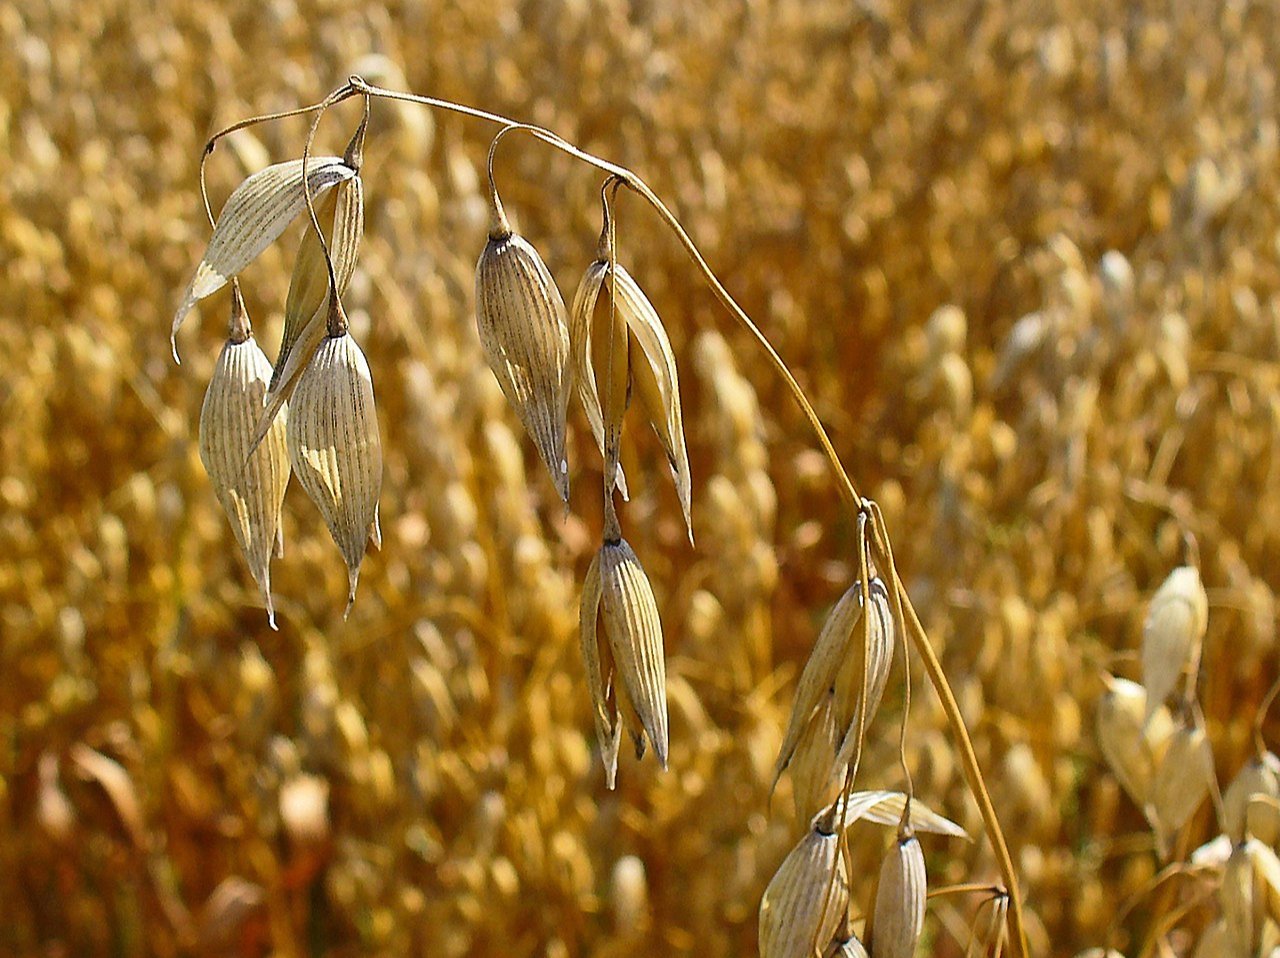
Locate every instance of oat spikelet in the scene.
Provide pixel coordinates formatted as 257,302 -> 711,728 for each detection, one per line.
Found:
1149,718 -> 1215,857
1221,840 -> 1265,957
579,550 -> 622,788
475,229 -> 572,501
265,122 -> 368,440
774,574 -> 895,794
1095,674 -> 1175,809
172,155 -> 356,360
1223,752 -> 1280,844
571,259 -> 692,539
198,291 -> 289,627
758,816 -> 848,958
287,327 -> 382,615
580,537 -> 668,781
870,833 -> 927,958
1141,566 -> 1208,722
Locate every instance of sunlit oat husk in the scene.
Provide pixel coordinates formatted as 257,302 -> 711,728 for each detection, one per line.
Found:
1141,566 -> 1208,722
475,229 -> 571,501
1096,675 -> 1175,809
816,790 -> 968,840
271,121 -> 367,398
758,817 -> 849,958
579,550 -> 623,788
197,877 -> 265,951
871,834 -> 927,958
172,155 -> 356,360
1224,752 -> 1280,844
199,294 -> 289,628
273,173 -> 364,388
572,259 -> 630,500
571,260 -> 692,540
597,537 -> 668,769
287,328 -> 382,615
788,692 -> 843,824
1221,841 -> 1265,957
1149,719 -> 1215,856
775,577 -> 894,790
1251,840 -> 1280,923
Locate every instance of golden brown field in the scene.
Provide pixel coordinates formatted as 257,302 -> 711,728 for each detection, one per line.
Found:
5,0 -> 1280,955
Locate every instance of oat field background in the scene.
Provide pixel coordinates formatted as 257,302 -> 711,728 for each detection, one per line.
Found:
5,1 -> 1280,955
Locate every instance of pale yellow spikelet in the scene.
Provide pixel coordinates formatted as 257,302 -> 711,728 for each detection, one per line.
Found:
1095,675 -> 1175,809
475,229 -> 572,501
788,692 -> 843,824
817,791 -> 968,839
1223,752 -> 1280,844
598,537 -> 668,769
775,574 -> 895,791
578,550 -> 622,788
870,833 -> 927,958
198,292 -> 289,627
1221,840 -> 1266,957
571,259 -> 692,540
287,328 -> 382,615
1149,718 -> 1216,856
268,121 -> 367,421
758,817 -> 848,958
172,155 -> 356,360
1141,566 -> 1208,722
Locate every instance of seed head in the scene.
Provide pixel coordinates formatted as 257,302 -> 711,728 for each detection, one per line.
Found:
198,290 -> 290,627
758,818 -> 848,958
287,325 -> 383,615
475,229 -> 572,502
571,259 -> 692,540
870,833 -> 927,958
1095,674 -> 1175,809
579,537 -> 668,786
1223,752 -> 1280,844
1141,565 -> 1208,722
1149,717 -> 1215,856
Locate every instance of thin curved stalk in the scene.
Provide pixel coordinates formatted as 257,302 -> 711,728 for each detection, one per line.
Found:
289,76 -> 1029,958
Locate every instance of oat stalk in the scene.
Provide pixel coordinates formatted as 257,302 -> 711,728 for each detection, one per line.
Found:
195,75 -> 1030,958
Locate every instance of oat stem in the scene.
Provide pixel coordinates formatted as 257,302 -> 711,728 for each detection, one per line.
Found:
324,75 -> 1029,957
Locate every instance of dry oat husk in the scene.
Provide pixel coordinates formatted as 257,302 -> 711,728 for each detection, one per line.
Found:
758,816 -> 849,958
262,123 -> 367,445
816,790 -> 968,840
774,575 -> 895,792
1141,566 -> 1208,723
1149,717 -> 1216,857
1223,752 -> 1280,845
571,258 -> 692,539
199,289 -> 290,627
580,537 -> 668,784
869,833 -> 928,958
287,325 -> 383,615
172,155 -> 356,359
1221,840 -> 1266,957
1096,674 -> 1175,810
475,228 -> 572,502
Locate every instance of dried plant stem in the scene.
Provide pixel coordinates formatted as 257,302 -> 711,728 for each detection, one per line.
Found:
317,75 -> 1029,958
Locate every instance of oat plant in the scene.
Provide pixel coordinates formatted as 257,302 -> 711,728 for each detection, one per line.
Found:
173,75 -> 1031,957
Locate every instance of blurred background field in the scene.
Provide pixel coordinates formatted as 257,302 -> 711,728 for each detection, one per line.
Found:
4,0 -> 1280,954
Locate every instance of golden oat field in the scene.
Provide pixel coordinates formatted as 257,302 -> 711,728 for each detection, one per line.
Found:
5,1 -> 1280,955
